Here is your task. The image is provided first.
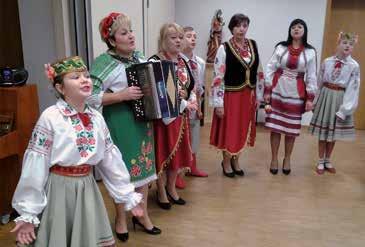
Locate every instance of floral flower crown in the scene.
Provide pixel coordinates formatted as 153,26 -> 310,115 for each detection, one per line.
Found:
337,31 -> 359,44
45,56 -> 87,82
100,12 -> 123,41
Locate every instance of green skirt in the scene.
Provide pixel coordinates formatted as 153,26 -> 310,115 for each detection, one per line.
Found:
103,103 -> 157,187
309,86 -> 355,141
21,173 -> 115,247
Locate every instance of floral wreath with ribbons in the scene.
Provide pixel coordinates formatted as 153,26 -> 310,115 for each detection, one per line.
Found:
100,12 -> 123,41
44,56 -> 87,83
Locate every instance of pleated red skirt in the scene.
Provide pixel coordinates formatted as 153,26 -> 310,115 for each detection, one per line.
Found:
154,114 -> 193,175
210,88 -> 256,155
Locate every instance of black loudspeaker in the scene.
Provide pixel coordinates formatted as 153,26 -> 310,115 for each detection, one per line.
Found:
0,67 -> 28,87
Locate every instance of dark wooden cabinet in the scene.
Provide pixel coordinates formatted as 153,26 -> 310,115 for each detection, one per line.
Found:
0,85 -> 39,221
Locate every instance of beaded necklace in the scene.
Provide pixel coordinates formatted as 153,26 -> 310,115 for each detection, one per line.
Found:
286,45 -> 304,70
231,38 -> 251,59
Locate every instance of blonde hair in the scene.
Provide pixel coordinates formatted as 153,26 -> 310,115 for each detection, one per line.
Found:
157,23 -> 184,53
337,31 -> 358,44
99,13 -> 131,49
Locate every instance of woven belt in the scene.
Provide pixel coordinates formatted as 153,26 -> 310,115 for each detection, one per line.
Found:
50,164 -> 91,177
323,82 -> 345,91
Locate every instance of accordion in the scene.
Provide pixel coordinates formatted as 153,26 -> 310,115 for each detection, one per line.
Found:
126,60 -> 179,120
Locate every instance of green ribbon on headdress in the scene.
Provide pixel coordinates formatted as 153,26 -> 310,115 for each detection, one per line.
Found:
51,56 -> 87,78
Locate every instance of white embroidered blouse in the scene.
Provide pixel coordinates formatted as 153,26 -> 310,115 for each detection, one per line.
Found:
180,53 -> 206,119
12,99 -> 142,226
317,55 -> 361,119
265,44 -> 318,100
209,43 -> 265,108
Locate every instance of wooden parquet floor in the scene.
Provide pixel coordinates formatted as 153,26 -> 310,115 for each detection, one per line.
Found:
1,124 -> 365,247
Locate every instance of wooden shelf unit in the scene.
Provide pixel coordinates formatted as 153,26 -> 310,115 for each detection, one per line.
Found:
0,84 -> 39,217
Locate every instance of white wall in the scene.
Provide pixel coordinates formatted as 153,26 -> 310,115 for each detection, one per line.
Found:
18,0 -> 59,111
89,0 -> 144,58
18,0 -> 326,122
175,0 -> 328,124
145,0 -> 175,57
89,0 -> 175,59
17,0 -> 175,111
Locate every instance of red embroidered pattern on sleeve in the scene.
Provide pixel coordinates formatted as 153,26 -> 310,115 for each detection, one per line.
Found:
28,125 -> 54,156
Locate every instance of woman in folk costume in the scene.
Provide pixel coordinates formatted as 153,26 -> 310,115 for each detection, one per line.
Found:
209,13 -> 265,178
89,13 -> 160,241
11,56 -> 143,247
309,32 -> 360,175
149,22 -> 195,209
264,19 -> 317,175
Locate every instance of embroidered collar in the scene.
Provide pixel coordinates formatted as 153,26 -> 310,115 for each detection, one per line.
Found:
334,55 -> 351,64
108,50 -> 141,65
179,53 -> 198,70
56,99 -> 94,117
227,38 -> 256,69
179,53 -> 196,62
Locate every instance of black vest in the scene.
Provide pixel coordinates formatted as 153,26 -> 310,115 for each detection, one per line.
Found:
223,39 -> 259,91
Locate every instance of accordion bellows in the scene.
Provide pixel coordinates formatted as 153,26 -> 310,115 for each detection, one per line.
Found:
126,60 -> 179,120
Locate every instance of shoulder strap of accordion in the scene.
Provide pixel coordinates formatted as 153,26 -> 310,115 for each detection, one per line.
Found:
148,54 -> 162,61
180,58 -> 195,96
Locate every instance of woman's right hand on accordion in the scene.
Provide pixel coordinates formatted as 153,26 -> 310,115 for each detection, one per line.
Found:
119,86 -> 143,101
178,89 -> 188,99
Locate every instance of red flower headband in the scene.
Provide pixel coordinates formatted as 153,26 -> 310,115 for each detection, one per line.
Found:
101,12 -> 123,41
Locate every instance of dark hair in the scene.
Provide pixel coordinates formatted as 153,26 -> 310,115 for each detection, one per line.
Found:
276,19 -> 314,49
53,75 -> 65,99
228,14 -> 250,34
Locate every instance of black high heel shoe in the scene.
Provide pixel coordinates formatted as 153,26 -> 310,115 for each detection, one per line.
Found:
156,191 -> 171,210
269,161 -> 279,175
282,158 -> 291,175
132,216 -> 162,235
270,168 -> 279,175
166,188 -> 186,205
221,161 -> 235,178
282,168 -> 291,175
230,158 -> 244,176
116,232 -> 129,242
115,222 -> 129,242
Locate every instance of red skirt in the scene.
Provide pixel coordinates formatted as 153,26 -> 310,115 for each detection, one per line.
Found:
154,114 -> 193,175
210,88 -> 256,155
